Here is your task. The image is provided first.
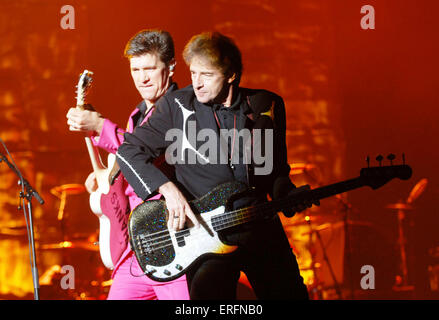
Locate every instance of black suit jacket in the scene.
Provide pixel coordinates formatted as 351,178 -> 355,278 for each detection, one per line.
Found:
116,85 -> 295,203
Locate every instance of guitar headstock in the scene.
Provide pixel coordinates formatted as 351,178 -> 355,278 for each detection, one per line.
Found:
76,69 -> 93,106
360,154 -> 412,189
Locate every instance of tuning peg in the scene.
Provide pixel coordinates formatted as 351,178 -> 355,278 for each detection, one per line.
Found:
366,155 -> 370,168
376,155 -> 383,166
387,153 -> 396,165
402,153 -> 405,165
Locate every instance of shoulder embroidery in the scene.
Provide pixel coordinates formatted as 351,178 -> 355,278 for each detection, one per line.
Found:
260,100 -> 275,120
174,98 -> 210,163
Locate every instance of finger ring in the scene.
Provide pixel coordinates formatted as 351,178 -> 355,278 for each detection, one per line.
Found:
174,216 -> 179,218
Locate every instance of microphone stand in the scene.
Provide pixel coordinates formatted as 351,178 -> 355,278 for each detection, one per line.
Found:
335,195 -> 355,299
307,219 -> 343,299
0,151 -> 44,300
301,166 -> 355,299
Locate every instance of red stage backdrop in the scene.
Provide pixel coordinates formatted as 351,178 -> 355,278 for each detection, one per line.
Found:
0,0 -> 438,299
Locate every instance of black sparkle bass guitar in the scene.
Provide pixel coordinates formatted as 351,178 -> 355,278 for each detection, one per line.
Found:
129,161 -> 412,282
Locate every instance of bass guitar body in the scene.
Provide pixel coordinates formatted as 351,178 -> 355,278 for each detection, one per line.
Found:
129,181 -> 248,281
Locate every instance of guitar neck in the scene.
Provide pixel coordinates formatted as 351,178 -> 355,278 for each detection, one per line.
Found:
75,70 -> 110,190
286,177 -> 364,208
76,103 -> 106,175
84,135 -> 106,172
211,177 -> 365,232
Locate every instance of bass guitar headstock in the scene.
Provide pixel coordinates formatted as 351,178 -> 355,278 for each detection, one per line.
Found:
360,154 -> 412,190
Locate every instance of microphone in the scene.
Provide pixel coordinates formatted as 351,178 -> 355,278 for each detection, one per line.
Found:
32,189 -> 45,205
0,150 -> 44,205
18,179 -> 45,205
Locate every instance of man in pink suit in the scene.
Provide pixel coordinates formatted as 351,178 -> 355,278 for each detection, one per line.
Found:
66,29 -> 190,300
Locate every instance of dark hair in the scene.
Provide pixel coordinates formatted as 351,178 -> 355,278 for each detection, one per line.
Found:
183,32 -> 242,85
124,29 -> 175,66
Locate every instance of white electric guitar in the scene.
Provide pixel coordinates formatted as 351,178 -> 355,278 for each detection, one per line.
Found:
76,70 -> 129,270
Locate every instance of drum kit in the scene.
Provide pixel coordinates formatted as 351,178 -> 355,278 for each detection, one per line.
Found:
35,183 -> 111,299
385,178 -> 428,290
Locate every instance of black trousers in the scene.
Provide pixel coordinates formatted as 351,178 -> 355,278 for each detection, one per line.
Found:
186,217 -> 309,300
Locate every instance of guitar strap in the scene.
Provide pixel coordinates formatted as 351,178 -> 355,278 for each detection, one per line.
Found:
244,91 -> 277,193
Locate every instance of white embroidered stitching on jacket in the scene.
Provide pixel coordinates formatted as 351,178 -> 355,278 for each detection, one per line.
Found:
116,151 -> 151,194
174,98 -> 210,163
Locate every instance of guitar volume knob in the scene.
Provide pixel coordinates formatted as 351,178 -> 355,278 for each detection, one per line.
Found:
146,268 -> 156,275
175,264 -> 183,271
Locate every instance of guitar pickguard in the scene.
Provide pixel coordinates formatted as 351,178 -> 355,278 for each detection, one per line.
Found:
129,200 -> 175,267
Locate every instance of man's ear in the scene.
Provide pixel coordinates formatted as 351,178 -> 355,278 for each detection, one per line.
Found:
227,72 -> 236,84
169,59 -> 176,76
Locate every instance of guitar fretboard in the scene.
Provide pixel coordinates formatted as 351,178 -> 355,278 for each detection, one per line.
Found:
210,177 -> 364,232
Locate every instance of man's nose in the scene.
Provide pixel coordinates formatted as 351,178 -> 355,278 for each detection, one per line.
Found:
140,70 -> 149,82
193,74 -> 202,88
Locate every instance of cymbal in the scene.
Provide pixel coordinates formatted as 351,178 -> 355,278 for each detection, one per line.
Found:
289,163 -> 315,175
0,227 -> 27,238
0,221 -> 28,237
50,184 -> 86,197
285,218 -> 373,231
407,178 -> 428,204
39,240 -> 99,252
386,202 -> 413,210
300,223 -> 332,236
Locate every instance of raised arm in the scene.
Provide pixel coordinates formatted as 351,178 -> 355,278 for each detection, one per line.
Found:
66,106 -> 126,154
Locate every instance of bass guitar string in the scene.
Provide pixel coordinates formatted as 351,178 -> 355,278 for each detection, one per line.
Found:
143,214 -> 255,253
140,212 -> 255,252
134,173 -> 362,251
138,198 -> 295,252
137,194 -> 292,242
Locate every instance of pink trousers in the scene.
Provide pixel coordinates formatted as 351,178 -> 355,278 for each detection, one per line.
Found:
107,251 -> 190,300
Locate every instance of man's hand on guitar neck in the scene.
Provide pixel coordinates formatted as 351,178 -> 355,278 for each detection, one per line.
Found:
66,105 -> 105,136
158,181 -> 200,231
284,185 -> 320,217
273,180 -> 320,217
